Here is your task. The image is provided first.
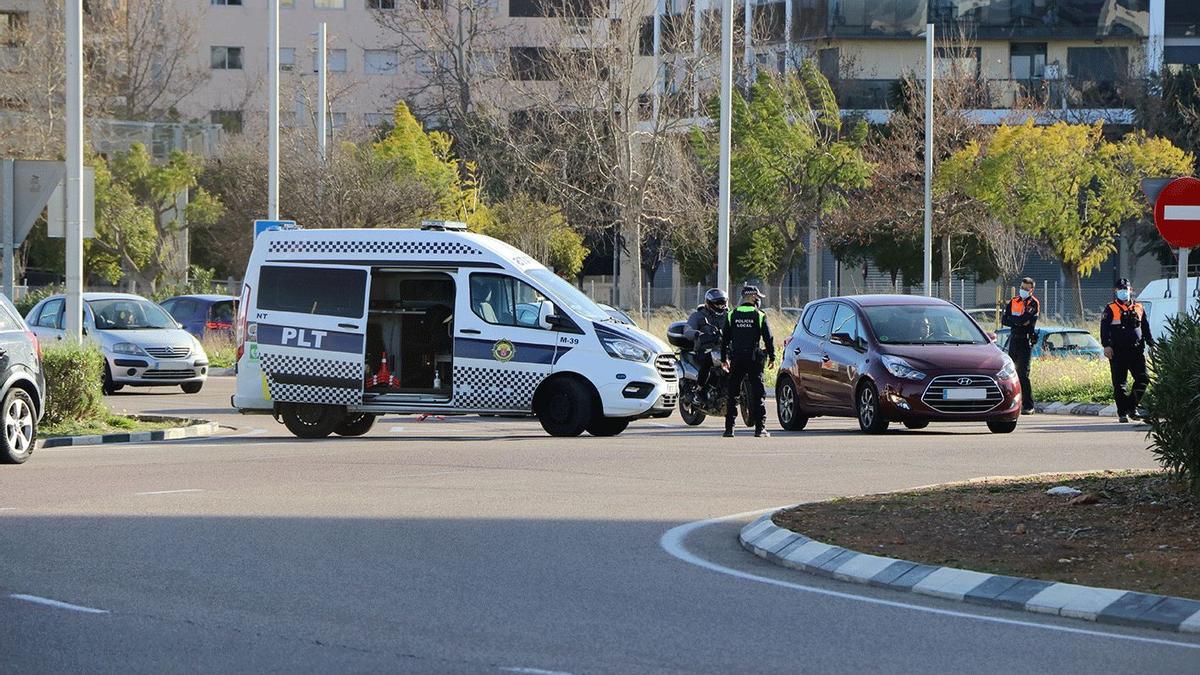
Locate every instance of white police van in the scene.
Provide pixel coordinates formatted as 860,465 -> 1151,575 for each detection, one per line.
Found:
233,223 -> 677,438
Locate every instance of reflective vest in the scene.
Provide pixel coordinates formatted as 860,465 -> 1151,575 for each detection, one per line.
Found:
1009,295 -> 1037,316
1108,302 -> 1144,324
1107,301 -> 1146,348
725,305 -> 766,358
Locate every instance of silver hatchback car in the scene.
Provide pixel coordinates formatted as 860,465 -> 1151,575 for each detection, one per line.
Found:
25,293 -> 209,394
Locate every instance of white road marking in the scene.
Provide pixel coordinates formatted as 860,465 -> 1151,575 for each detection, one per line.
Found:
0,507 -> 15,511
9,593 -> 109,614
499,668 -> 574,675
1164,205 -> 1200,220
135,489 -> 204,496
390,426 -> 406,433
660,507 -> 1200,650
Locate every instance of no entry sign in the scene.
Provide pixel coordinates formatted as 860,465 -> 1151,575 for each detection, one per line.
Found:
1153,176 -> 1200,249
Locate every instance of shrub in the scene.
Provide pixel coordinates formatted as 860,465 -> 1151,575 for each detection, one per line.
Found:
40,342 -> 107,427
1144,310 -> 1200,495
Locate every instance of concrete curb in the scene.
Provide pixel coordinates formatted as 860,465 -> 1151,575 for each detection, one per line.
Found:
740,513 -> 1200,634
1034,401 -> 1119,417
37,416 -> 220,449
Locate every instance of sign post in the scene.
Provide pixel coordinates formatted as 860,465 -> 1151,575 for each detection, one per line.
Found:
1151,176 -> 1200,317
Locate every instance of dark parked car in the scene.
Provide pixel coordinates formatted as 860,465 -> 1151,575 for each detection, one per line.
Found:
776,295 -> 1022,435
0,294 -> 45,463
160,294 -> 238,339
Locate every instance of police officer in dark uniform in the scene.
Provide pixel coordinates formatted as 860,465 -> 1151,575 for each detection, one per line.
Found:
721,286 -> 775,438
1101,279 -> 1154,424
683,288 -> 728,405
1001,276 -> 1040,414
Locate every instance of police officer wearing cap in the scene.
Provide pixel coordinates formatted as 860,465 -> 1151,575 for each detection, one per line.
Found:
721,285 -> 775,438
1001,276 -> 1040,414
683,288 -> 728,405
1101,278 -> 1154,424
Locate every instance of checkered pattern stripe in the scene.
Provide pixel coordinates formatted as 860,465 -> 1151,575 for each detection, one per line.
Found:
267,239 -> 482,256
261,352 -> 363,405
452,365 -> 544,410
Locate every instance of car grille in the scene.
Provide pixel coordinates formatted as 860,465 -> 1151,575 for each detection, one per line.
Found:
922,374 -> 1004,414
145,346 -> 191,359
655,354 -> 678,382
142,369 -> 197,380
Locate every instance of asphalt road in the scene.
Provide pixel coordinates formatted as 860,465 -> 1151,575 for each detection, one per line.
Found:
2,377 -> 1196,673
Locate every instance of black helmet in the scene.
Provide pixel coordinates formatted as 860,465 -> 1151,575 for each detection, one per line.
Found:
1115,278 -> 1132,290
704,288 -> 728,312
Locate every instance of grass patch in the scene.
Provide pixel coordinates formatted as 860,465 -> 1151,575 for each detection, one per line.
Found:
773,471 -> 1200,599
202,333 -> 236,369
1031,357 -> 1114,404
42,414 -> 179,438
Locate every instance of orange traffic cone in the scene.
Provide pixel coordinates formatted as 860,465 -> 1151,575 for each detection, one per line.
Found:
366,351 -> 401,389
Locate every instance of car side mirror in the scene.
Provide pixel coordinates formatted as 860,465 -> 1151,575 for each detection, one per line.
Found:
830,332 -> 860,350
986,332 -> 997,343
537,300 -> 557,330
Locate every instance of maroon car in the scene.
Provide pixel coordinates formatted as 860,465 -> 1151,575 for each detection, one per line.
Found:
775,295 -> 1021,434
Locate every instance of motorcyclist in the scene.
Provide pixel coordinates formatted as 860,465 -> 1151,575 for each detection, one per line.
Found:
683,288 -> 728,405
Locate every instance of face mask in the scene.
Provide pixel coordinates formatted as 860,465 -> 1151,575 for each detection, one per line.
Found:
1018,289 -> 1030,299
1116,289 -> 1130,302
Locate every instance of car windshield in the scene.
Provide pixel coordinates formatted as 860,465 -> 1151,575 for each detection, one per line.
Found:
1044,331 -> 1101,351
89,298 -> 177,330
528,268 -> 610,322
863,304 -> 988,345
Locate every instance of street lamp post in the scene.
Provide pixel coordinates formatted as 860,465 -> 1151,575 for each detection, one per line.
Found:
268,0 -> 280,220
923,22 -> 934,297
716,0 -> 733,295
64,0 -> 84,341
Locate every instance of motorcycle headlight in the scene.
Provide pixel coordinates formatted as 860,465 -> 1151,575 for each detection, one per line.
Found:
600,336 -> 652,363
112,342 -> 146,356
881,355 -> 926,381
997,357 -> 1017,381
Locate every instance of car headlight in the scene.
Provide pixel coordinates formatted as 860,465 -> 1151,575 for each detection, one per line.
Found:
600,337 -> 652,362
881,355 -> 926,381
997,357 -> 1017,381
112,342 -> 146,356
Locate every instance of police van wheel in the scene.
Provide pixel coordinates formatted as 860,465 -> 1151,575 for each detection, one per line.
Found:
335,413 -> 377,437
586,416 -> 630,437
281,403 -> 344,439
987,419 -> 1018,434
776,379 -> 808,431
536,379 -> 591,437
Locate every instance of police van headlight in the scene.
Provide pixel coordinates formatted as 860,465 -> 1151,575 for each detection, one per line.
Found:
997,357 -> 1018,381
601,337 -> 652,362
881,355 -> 926,381
112,342 -> 147,356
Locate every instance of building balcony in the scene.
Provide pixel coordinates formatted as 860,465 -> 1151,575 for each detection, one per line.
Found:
831,76 -> 1136,112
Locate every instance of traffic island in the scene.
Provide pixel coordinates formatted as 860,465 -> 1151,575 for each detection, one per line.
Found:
37,415 -> 220,449
742,470 -> 1200,633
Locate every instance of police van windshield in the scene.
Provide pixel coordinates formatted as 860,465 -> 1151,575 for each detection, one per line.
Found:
528,269 -> 610,322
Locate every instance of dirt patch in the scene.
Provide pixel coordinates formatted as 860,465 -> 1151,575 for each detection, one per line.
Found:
773,471 -> 1200,600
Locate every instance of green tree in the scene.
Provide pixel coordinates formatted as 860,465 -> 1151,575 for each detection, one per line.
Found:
372,101 -> 490,229
693,64 -> 873,292
941,121 -> 1193,316
87,144 -> 223,292
477,193 -> 588,279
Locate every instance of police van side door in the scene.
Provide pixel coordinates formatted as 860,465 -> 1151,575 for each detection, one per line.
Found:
253,263 -> 371,407
451,272 -> 559,412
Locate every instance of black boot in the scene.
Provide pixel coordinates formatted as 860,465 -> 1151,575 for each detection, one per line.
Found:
723,421 -> 734,437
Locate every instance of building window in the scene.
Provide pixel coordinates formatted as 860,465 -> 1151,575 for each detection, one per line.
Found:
313,48 -> 348,72
509,47 -> 555,81
211,0 -> 243,6
331,112 -> 347,130
280,47 -> 295,71
210,110 -> 244,134
1009,42 -> 1046,80
509,0 -> 603,18
315,0 -> 346,8
364,49 -> 398,75
935,46 -> 980,79
1068,47 -> 1129,82
367,0 -> 396,8
1,11 -> 28,48
211,46 -> 243,70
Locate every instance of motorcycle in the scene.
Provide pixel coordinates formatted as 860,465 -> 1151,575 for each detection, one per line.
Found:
666,321 -> 752,427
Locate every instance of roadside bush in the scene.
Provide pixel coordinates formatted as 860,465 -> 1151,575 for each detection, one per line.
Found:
14,284 -> 64,318
1144,310 -> 1200,495
40,342 -> 107,427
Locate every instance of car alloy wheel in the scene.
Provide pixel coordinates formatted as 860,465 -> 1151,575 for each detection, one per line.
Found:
5,395 -> 33,456
859,388 -> 875,427
778,382 -> 794,426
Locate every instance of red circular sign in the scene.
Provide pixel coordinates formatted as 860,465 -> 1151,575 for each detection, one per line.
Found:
1153,176 -> 1200,249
